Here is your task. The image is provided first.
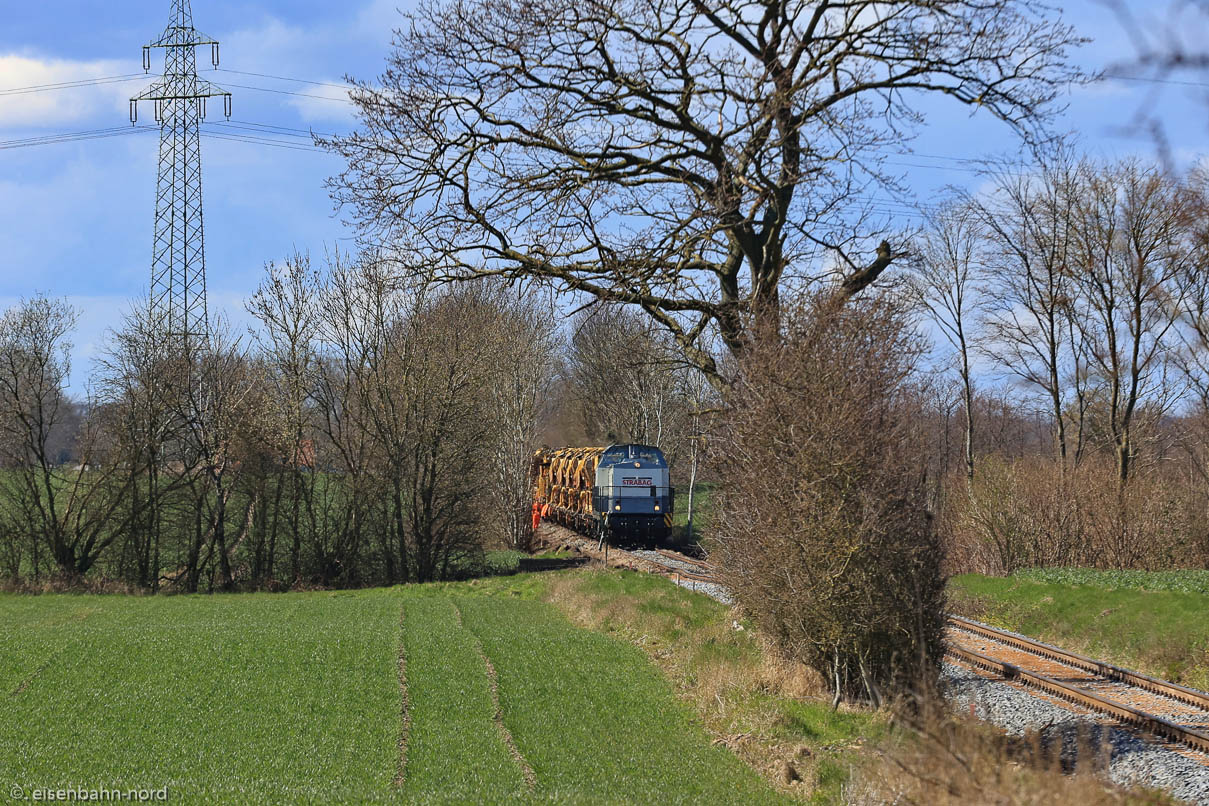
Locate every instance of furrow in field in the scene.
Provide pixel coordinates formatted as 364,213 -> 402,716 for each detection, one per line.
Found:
455,595 -> 783,804
452,600 -> 537,791
394,601 -> 410,787
397,594 -> 528,800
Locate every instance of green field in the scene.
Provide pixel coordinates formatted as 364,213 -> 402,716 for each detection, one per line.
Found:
950,570 -> 1209,690
671,481 -> 714,543
0,575 -> 787,804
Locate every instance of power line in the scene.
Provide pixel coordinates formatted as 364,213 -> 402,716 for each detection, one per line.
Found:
214,67 -> 357,91
0,120 -> 339,152
0,124 -> 158,150
215,81 -> 353,104
0,68 -> 1052,171
1102,72 -> 1209,89
0,67 -> 1044,179
0,118 -> 997,189
0,69 -> 351,104
0,72 -> 155,96
212,118 -> 344,139
200,129 -> 327,152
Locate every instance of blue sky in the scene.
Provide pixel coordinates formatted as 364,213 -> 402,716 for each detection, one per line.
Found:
2,0 -> 1209,390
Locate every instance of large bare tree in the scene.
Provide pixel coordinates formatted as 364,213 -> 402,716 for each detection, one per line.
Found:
567,305 -> 684,446
247,253 -> 323,585
970,157 -> 1088,466
0,297 -> 151,579
326,0 -> 1082,385
1068,160 -> 1188,484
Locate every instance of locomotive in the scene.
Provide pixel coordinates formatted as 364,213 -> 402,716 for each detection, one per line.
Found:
531,443 -> 674,544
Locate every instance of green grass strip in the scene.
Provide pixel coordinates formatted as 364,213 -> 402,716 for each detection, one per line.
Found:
1012,567 -> 1209,595
397,592 -> 527,803
455,593 -> 787,805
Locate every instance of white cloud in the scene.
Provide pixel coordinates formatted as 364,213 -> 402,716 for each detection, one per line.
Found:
0,53 -> 145,128
352,0 -> 409,41
212,2 -> 405,125
282,83 -> 355,123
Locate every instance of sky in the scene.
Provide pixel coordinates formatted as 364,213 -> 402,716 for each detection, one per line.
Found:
3,0 -> 1209,391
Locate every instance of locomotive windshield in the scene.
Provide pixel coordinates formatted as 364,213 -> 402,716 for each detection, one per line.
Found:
600,444 -> 666,467
628,445 -> 664,464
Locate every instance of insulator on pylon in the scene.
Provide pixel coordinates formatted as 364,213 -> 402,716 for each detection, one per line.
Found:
130,99 -> 138,124
142,46 -> 151,72
223,94 -> 232,119
211,43 -> 219,68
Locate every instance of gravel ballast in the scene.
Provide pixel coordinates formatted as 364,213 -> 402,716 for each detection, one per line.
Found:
944,662 -> 1209,803
629,550 -> 734,604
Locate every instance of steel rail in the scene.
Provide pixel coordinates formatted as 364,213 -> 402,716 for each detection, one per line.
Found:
945,642 -> 1209,754
949,615 -> 1209,711
653,548 -> 713,571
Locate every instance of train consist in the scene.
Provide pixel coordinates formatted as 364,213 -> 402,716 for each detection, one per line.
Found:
531,443 -> 674,544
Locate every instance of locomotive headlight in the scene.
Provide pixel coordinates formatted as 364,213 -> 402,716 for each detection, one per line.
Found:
634,462 -> 641,467
654,504 -> 660,511
614,504 -> 621,510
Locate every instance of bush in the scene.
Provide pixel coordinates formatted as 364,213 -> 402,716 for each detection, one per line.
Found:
708,295 -> 945,704
946,455 -> 1209,574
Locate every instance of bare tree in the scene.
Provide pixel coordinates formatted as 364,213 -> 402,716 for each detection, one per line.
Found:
313,252 -> 404,583
1173,167 -> 1209,491
390,289 -> 500,580
912,203 -> 984,481
1069,160 -> 1188,484
567,305 -> 683,446
247,253 -> 323,585
174,323 -> 266,591
93,301 -> 189,589
311,254 -> 501,582
326,0 -> 1082,386
971,156 -> 1087,466
677,364 -> 713,543
0,297 -> 148,579
1100,0 -> 1209,156
481,289 -> 559,551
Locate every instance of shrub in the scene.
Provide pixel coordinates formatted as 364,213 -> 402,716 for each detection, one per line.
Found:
946,455 -> 1208,573
709,295 -> 945,704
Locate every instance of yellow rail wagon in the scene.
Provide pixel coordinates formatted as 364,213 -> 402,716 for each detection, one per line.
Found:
531,443 -> 674,545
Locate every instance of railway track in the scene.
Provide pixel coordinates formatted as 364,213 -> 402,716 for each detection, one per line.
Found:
637,555 -> 1209,756
542,525 -> 1209,757
648,548 -> 716,581
946,615 -> 1209,755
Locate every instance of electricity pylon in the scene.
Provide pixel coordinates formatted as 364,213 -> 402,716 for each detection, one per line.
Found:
131,0 -> 231,351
